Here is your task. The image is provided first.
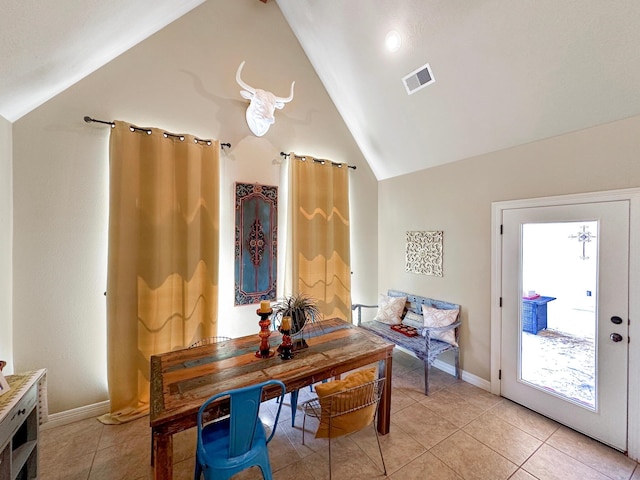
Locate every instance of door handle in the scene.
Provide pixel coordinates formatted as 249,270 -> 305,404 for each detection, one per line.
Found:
610,333 -> 623,343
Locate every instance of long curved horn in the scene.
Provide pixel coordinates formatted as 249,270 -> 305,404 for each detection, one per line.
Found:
275,81 -> 295,103
235,61 -> 256,94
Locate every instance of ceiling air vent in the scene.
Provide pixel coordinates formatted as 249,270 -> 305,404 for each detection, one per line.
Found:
403,63 -> 435,95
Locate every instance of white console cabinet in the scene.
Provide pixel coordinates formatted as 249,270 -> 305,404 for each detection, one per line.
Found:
0,370 -> 46,480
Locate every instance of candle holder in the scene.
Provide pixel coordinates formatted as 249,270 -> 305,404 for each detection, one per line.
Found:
278,329 -> 294,360
255,308 -> 275,358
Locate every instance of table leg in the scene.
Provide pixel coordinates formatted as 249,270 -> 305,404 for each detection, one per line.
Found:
377,355 -> 392,435
290,390 -> 299,427
152,429 -> 173,480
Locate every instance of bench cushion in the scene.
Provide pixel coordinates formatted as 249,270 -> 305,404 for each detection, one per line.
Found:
314,367 -> 377,438
373,293 -> 406,324
422,304 -> 460,347
402,311 -> 424,329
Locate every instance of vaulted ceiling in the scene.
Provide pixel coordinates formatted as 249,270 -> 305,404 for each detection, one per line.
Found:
0,0 -> 205,122
2,1 -> 640,180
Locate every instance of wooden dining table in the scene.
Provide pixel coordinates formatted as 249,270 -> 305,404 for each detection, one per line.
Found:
149,317 -> 395,480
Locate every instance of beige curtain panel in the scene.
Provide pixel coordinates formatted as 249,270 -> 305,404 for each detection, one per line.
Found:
291,155 -> 351,321
100,121 -> 220,424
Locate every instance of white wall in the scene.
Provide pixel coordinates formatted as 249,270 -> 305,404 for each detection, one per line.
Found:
378,114 -> 640,381
0,115 -> 12,373
11,0 -> 378,413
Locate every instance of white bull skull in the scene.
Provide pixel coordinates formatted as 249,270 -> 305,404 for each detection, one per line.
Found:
236,61 -> 295,137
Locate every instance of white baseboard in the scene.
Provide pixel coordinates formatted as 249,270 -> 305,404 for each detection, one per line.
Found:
395,345 -> 491,392
41,400 -> 110,430
432,359 -> 491,391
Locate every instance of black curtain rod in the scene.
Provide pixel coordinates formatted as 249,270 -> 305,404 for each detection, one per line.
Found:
83,116 -> 229,149
84,116 -> 114,127
280,152 -> 356,170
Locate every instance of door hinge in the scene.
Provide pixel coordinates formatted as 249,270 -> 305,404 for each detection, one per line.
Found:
500,224 -> 503,235
499,369 -> 502,380
499,297 -> 503,307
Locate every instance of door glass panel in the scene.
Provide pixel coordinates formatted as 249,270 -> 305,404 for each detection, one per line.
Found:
520,221 -> 597,410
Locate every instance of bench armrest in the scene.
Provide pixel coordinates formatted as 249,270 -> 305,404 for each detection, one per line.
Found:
351,303 -> 378,326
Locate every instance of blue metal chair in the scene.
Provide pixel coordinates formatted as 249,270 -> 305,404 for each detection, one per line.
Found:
194,380 -> 286,480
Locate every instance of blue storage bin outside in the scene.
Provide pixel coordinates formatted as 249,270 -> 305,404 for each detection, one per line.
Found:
521,296 -> 556,334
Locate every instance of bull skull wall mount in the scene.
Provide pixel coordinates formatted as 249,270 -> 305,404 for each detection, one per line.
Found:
236,61 -> 295,137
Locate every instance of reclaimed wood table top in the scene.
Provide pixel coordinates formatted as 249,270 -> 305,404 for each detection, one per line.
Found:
149,317 -> 395,479
150,317 -> 394,431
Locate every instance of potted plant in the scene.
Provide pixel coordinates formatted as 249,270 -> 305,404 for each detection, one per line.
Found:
272,293 -> 321,348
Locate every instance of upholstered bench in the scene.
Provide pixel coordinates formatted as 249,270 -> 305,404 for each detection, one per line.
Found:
352,289 -> 461,395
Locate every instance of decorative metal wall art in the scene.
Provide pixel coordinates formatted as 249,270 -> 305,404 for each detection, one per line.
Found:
235,183 -> 278,305
405,231 -> 444,276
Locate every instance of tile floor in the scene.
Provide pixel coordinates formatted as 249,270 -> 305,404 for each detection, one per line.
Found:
39,350 -> 640,480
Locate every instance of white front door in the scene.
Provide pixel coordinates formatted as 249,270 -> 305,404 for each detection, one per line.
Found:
501,200 -> 629,450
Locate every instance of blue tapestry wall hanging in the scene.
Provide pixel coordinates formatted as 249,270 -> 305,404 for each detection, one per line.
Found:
234,183 -> 277,306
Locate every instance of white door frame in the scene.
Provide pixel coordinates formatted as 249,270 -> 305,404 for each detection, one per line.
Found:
491,188 -> 640,459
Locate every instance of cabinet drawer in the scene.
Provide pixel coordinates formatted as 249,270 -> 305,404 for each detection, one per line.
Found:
0,383 -> 37,443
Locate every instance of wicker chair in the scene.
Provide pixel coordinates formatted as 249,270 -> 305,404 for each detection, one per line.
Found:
300,377 -> 387,480
189,336 -> 232,348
